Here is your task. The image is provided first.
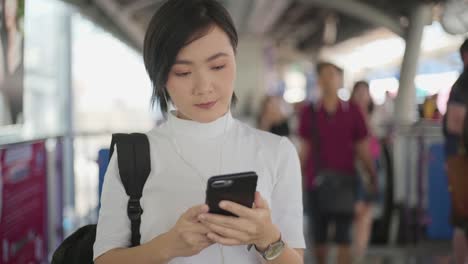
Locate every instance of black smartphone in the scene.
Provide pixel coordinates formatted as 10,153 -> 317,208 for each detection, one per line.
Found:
205,171 -> 258,216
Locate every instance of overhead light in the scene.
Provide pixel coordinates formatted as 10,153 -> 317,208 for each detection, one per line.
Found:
283,71 -> 306,103
441,0 -> 468,35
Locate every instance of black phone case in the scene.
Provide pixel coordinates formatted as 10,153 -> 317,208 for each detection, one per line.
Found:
205,171 -> 258,216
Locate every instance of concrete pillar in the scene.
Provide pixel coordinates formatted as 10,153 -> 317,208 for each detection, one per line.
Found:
393,4 -> 432,207
394,4 -> 432,124
58,6 -> 75,236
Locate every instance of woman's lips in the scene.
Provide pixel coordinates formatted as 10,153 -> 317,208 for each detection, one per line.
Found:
195,100 -> 217,109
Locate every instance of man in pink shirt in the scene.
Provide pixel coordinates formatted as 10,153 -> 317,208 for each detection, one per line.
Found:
298,62 -> 378,264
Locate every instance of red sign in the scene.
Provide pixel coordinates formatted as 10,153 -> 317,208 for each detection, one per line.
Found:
0,141 -> 47,264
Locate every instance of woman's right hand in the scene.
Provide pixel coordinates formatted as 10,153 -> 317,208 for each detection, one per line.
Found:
162,204 -> 214,259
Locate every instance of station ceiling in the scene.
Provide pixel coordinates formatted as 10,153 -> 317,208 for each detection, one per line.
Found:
62,0 -> 452,53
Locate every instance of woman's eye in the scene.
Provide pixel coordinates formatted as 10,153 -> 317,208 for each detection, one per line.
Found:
212,65 -> 225,71
175,72 -> 191,77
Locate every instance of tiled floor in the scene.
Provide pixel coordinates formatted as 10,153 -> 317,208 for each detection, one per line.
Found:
303,240 -> 454,264
302,213 -> 455,264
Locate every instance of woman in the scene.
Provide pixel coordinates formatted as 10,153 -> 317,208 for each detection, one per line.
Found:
350,80 -> 380,261
93,1 -> 305,263
257,96 -> 290,137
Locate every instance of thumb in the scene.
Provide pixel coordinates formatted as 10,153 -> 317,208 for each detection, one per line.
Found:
254,191 -> 269,209
184,204 -> 209,220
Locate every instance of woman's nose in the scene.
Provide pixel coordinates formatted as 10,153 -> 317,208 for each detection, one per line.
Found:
193,72 -> 214,95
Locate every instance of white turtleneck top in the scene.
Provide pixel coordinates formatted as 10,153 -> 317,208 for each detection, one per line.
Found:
94,111 -> 305,263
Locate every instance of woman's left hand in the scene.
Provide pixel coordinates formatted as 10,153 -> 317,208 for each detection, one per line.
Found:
198,192 -> 281,251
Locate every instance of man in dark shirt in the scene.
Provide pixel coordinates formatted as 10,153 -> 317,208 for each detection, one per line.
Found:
443,38 -> 468,264
298,62 -> 377,264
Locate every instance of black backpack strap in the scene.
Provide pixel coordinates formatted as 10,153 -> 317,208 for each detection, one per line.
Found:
109,133 -> 151,247
309,103 -> 321,172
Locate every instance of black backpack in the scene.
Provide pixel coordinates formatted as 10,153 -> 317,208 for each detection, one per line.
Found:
51,133 -> 151,264
463,113 -> 468,154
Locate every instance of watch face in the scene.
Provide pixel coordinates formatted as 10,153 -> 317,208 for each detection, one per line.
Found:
264,240 -> 285,260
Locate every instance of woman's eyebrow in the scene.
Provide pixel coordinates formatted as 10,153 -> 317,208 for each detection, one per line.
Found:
174,52 -> 228,65
205,52 -> 228,62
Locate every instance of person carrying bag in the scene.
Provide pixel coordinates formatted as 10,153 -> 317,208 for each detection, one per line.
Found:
310,103 -> 357,216
443,38 -> 468,264
298,62 -> 378,264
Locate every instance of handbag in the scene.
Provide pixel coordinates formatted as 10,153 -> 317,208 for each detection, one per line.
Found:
309,103 -> 357,215
447,115 -> 468,223
447,155 -> 468,220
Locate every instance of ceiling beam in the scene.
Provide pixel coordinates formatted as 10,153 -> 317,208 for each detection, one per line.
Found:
93,0 -> 145,50
122,0 -> 161,15
232,0 -> 256,34
247,0 -> 293,34
298,0 -> 405,37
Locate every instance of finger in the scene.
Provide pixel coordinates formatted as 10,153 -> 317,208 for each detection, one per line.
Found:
198,213 -> 248,231
218,200 -> 253,218
184,204 -> 209,220
207,232 -> 243,246
254,192 -> 269,209
202,221 -> 250,243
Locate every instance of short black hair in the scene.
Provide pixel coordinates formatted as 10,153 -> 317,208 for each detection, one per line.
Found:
143,0 -> 238,114
461,38 -> 468,58
316,61 -> 342,76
